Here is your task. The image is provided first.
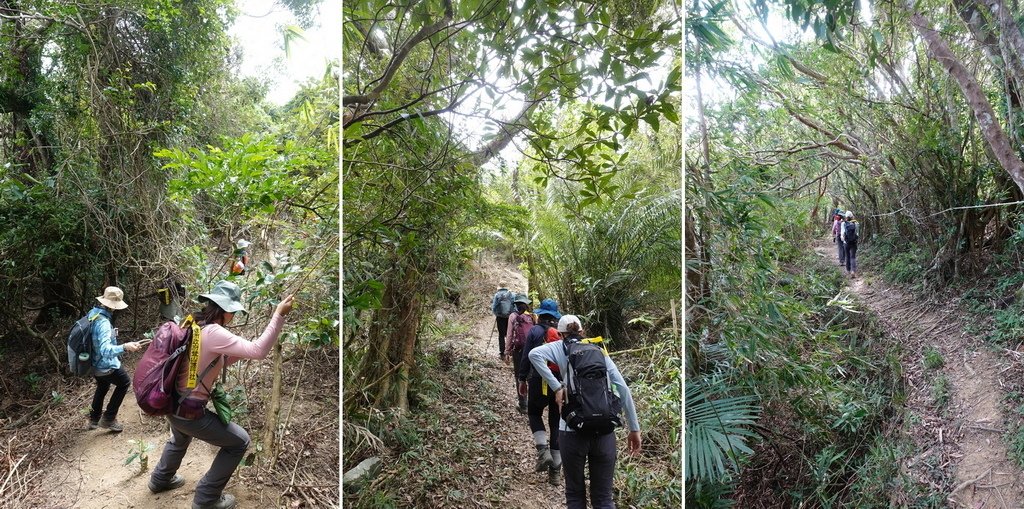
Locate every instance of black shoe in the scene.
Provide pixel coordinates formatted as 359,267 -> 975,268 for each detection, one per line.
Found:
87,419 -> 99,430
149,474 -> 185,494
192,493 -> 236,509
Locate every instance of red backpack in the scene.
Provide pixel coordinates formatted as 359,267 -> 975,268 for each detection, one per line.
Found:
545,326 -> 561,373
133,316 -> 217,415
508,312 -> 535,352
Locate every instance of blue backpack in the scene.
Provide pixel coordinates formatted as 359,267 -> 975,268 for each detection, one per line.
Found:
67,314 -> 100,376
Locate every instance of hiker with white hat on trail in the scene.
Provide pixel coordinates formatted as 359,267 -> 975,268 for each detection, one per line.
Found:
87,286 -> 142,432
149,280 -> 295,509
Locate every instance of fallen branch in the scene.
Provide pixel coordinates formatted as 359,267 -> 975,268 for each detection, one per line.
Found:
950,467 -> 992,498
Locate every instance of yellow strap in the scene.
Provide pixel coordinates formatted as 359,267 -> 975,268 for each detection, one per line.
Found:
581,336 -> 610,355
185,316 -> 202,389
541,379 -> 547,396
157,288 -> 170,305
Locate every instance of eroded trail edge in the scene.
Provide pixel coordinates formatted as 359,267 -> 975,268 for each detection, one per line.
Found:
814,241 -> 1024,506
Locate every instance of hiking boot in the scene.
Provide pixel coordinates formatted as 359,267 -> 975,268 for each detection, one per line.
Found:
548,465 -> 561,485
535,446 -> 553,472
192,493 -> 236,509
97,417 -> 124,432
149,474 -> 185,494
87,418 -> 99,430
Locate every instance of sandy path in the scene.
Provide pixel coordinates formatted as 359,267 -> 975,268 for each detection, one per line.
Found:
814,240 -> 1024,507
463,255 -> 563,509
35,379 -> 280,508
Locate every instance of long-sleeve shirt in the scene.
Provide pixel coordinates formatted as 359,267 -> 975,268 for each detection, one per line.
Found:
528,339 -> 641,433
176,313 -> 285,400
88,307 -> 124,372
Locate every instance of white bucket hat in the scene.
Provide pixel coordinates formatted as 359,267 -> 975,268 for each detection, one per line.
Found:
845,210 -> 854,219
236,239 -> 252,249
96,286 -> 129,310
557,314 -> 582,333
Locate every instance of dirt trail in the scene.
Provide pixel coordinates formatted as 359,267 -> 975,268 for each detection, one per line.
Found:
35,376 -> 280,508
814,240 -> 1024,507
461,254 -> 563,509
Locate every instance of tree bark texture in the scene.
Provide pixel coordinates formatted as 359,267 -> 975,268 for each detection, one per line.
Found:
906,4 -> 1024,195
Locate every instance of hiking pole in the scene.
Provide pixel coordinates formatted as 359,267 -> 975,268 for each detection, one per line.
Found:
489,320 -> 496,351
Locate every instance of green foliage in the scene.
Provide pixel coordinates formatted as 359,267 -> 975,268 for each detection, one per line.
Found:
989,305 -> 1024,345
932,375 -> 950,409
124,439 -> 154,472
684,375 -> 759,481
923,347 -> 944,370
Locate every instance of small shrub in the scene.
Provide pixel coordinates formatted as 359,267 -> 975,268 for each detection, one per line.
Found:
923,348 -> 944,370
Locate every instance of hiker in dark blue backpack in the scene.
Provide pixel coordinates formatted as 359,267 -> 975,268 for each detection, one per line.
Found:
517,298 -> 563,485
528,315 -> 642,509
87,287 -> 143,432
491,285 -> 516,361
841,210 -> 860,277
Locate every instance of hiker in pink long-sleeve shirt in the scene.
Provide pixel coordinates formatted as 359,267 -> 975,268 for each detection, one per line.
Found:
149,280 -> 295,509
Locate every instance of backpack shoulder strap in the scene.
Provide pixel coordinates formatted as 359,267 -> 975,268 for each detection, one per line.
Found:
178,355 -> 223,404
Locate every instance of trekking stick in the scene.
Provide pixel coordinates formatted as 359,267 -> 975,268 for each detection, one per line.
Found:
489,320 -> 496,351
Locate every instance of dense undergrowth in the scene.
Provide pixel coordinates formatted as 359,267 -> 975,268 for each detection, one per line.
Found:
686,238 -> 937,506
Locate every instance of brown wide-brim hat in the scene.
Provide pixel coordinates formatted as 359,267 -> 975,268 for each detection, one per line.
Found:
96,286 -> 129,310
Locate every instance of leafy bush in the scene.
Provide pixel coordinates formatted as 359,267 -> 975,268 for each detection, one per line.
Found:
923,347 -> 944,370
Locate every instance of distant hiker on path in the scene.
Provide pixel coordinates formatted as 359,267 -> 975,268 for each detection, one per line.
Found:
491,285 -> 515,361
841,210 -> 860,278
518,298 -> 563,485
528,315 -> 642,509
832,209 -> 845,266
149,280 -> 295,509
142,278 -> 186,323
506,293 -> 534,414
230,239 -> 251,276
88,287 -> 143,432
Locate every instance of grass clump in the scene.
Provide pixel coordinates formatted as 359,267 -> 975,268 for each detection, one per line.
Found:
922,347 -> 944,370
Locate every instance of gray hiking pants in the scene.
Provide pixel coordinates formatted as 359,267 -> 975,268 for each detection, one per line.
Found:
836,238 -> 845,263
560,430 -> 617,509
151,409 -> 250,505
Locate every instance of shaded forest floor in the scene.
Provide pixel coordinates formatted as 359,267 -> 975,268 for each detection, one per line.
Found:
345,254 -> 563,508
814,239 -> 1024,506
345,252 -> 680,507
0,319 -> 338,508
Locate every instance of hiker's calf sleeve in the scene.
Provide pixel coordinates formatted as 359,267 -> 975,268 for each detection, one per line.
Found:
533,430 -> 547,447
560,431 -> 617,509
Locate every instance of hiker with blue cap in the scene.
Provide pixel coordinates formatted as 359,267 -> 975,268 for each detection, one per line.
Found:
517,298 -> 565,485
149,280 -> 295,509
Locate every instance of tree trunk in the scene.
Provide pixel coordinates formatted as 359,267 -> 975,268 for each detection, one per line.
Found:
262,340 -> 283,468
906,3 -> 1024,194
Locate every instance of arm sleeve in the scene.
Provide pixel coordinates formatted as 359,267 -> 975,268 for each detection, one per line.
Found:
206,314 -> 286,360
606,357 -> 641,432
93,318 -> 124,358
528,342 -> 562,392
840,224 -> 846,242
491,293 -> 499,315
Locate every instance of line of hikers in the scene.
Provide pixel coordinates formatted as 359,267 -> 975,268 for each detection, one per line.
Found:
73,276 -> 294,509
831,208 -> 860,278
492,287 -> 642,509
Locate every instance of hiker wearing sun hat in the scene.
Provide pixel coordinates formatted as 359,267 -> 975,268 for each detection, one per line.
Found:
87,286 -> 142,432
506,293 -> 535,413
150,280 -> 295,509
230,239 -> 252,275
517,298 -> 564,484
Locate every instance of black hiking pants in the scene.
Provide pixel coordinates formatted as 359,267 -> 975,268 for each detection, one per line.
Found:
527,375 -> 561,450
845,241 -> 858,273
560,430 -> 617,509
511,348 -> 526,410
91,367 -> 130,421
496,315 -> 509,357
